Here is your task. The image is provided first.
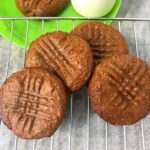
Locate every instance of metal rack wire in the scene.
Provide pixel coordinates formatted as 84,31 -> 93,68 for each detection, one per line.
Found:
0,18 -> 150,150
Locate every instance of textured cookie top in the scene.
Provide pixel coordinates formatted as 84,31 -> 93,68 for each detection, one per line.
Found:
16,0 -> 68,16
72,22 -> 129,65
0,68 -> 67,139
89,55 -> 150,125
25,31 -> 93,92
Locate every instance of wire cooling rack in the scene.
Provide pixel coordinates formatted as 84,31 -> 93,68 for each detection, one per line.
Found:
0,18 -> 150,150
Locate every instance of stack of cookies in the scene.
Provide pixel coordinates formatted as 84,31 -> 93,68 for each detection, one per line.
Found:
1,22 -> 150,139
0,30 -> 94,139
73,22 -> 150,125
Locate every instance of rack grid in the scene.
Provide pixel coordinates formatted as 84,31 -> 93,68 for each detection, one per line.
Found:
0,18 -> 150,150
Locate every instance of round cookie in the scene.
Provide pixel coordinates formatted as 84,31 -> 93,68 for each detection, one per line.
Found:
16,0 -> 68,17
25,31 -> 93,92
72,22 -> 129,65
0,68 -> 68,139
89,55 -> 150,125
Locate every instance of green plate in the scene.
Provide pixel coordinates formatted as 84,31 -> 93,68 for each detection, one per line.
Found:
0,0 -> 122,48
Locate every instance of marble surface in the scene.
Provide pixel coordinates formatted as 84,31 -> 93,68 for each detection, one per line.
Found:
1,0 -> 150,150
119,0 -> 150,18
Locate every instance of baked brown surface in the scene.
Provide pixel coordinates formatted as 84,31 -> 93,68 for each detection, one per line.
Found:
25,31 -> 93,92
89,55 -> 150,125
0,68 -> 68,139
16,0 -> 68,17
72,22 -> 129,65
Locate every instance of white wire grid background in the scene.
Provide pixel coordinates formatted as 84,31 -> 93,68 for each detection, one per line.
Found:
0,18 -> 150,150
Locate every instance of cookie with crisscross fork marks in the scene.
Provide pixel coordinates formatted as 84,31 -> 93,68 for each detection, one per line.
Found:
25,31 -> 93,92
0,68 -> 68,139
89,55 -> 150,125
72,22 -> 129,65
16,0 -> 68,16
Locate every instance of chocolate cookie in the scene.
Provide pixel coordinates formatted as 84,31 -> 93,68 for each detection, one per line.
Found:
89,55 -> 150,125
25,31 -> 93,92
16,0 -> 68,17
0,68 -> 68,139
72,22 -> 129,65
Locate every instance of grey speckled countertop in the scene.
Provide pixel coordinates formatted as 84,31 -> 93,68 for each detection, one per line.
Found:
1,0 -> 150,150
119,0 -> 150,18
